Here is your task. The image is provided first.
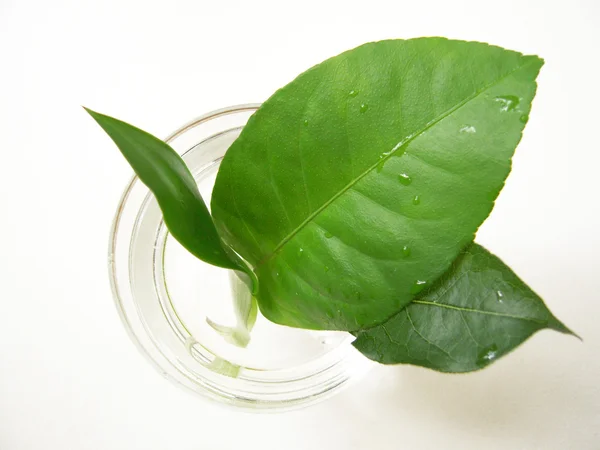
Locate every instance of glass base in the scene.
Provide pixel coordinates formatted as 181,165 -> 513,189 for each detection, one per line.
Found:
109,105 -> 371,411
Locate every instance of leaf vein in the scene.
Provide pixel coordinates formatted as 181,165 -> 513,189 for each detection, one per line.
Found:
257,58 -> 537,267
411,299 -> 548,325
406,309 -> 458,362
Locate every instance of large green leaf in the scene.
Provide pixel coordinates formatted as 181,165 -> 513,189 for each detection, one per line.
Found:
211,38 -> 543,331
86,108 -> 247,273
352,243 -> 574,372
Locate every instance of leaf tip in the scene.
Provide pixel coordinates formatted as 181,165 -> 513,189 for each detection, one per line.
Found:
550,316 -> 581,341
565,327 -> 583,342
82,106 -> 104,123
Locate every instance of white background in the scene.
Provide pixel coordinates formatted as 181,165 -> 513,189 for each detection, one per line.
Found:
1,0 -> 599,448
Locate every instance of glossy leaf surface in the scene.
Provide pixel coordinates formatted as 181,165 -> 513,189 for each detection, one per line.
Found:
211,39 -> 543,330
352,243 -> 574,372
86,108 -> 246,272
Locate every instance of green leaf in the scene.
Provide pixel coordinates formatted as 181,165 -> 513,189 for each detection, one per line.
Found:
352,243 -> 575,372
85,108 -> 247,273
211,38 -> 543,330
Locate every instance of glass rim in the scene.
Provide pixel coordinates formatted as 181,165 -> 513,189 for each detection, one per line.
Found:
107,104 -> 371,412
108,104 -> 262,364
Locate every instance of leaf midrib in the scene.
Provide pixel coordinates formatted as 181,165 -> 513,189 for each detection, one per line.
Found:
256,57 -> 536,268
412,299 -> 547,325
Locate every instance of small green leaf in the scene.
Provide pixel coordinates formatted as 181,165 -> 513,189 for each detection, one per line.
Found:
211,38 -> 544,330
352,243 -> 575,372
85,108 -> 247,273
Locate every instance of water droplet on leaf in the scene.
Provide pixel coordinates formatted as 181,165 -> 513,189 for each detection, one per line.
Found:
349,89 -> 359,97
460,125 -> 476,133
495,95 -> 520,112
360,103 -> 369,113
402,245 -> 411,257
303,119 -> 309,127
324,266 -> 330,272
410,280 -> 428,294
477,344 -> 499,366
398,173 -> 412,186
412,194 -> 421,205
376,159 -> 385,173
519,114 -> 529,124
496,290 -> 504,303
324,232 -> 333,239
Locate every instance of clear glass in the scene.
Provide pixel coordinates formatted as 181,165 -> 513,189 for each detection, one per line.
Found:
109,104 -> 371,411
